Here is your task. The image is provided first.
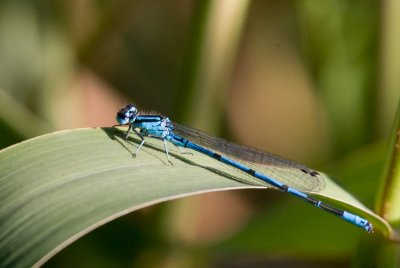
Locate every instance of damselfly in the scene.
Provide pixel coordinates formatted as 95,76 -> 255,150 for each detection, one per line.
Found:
115,104 -> 373,233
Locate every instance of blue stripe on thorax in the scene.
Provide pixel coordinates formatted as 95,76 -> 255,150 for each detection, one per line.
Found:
134,115 -> 167,138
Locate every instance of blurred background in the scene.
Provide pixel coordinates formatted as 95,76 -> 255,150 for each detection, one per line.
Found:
1,0 -> 399,267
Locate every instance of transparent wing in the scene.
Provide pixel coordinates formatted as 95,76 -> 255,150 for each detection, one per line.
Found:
172,122 -> 325,192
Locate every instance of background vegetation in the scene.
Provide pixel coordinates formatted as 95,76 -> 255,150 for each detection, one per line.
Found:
0,0 -> 399,267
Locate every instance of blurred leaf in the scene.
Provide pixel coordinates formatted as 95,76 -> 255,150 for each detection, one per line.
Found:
0,89 -> 53,139
376,99 -> 400,228
0,128 -> 393,267
175,0 -> 250,131
297,0 -> 378,155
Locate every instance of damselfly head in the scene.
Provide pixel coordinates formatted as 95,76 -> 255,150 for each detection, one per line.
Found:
116,104 -> 138,125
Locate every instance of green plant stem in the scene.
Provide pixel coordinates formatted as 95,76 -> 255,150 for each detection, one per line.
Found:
175,0 -> 250,132
376,98 -> 400,233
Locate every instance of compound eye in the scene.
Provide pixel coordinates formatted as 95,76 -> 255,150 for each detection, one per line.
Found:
127,105 -> 137,116
116,111 -> 129,125
122,104 -> 136,117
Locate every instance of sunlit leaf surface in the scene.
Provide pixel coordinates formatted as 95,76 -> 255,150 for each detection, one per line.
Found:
0,128 -> 392,267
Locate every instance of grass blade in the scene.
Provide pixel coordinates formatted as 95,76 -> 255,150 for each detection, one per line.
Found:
0,128 -> 393,267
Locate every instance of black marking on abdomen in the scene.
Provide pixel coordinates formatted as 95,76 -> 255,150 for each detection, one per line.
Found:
319,202 -> 343,216
304,195 -> 321,206
247,169 -> 256,176
280,185 -> 289,192
213,153 -> 222,160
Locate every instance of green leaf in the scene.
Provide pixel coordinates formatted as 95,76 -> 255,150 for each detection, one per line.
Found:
0,128 -> 394,267
376,99 -> 400,228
